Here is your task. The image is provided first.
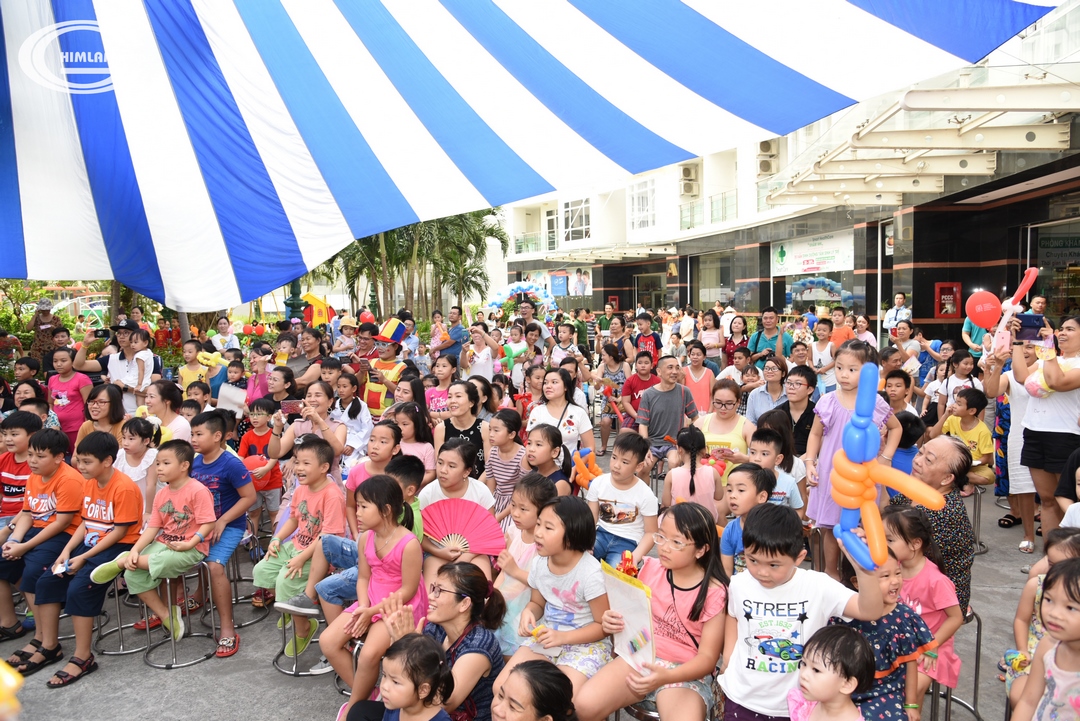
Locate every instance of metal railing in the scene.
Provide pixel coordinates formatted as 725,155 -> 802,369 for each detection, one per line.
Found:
710,189 -> 737,223
679,199 -> 704,230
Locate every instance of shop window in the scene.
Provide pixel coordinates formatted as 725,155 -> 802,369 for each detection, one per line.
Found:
563,199 -> 590,242
628,180 -> 655,230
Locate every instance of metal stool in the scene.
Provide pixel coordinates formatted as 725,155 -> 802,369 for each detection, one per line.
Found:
624,701 -> 659,721
808,526 -> 825,572
335,639 -> 365,696
144,563 -> 217,669
273,607 -> 324,676
95,577 -> 150,656
927,609 -> 984,721
995,496 -> 1011,511
972,486 -> 988,556
210,540 -> 269,629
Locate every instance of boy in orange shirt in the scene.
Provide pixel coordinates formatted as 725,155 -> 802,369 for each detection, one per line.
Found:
92,440 -> 216,643
829,306 -> 856,346
34,431 -> 143,686
0,429 -> 84,665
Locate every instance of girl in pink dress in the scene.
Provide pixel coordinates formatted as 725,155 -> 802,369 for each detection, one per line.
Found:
319,475 -> 426,705
46,348 -> 91,454
883,505 -> 963,693
805,343 -> 901,580
662,426 -> 724,520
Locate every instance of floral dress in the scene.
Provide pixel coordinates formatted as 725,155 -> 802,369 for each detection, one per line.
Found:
28,313 -> 58,361
836,604 -> 936,720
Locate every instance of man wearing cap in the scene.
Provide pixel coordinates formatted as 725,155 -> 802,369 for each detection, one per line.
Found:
73,319 -> 143,413
364,320 -> 407,419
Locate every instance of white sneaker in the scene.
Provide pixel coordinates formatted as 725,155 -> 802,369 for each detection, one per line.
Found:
309,656 -> 335,675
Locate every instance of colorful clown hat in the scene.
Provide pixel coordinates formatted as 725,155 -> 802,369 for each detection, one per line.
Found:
374,318 -> 406,344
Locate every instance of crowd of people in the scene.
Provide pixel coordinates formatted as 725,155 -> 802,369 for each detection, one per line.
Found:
1,291 -> 1079,721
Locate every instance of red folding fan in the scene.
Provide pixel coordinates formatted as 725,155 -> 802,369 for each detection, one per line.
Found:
421,499 -> 506,556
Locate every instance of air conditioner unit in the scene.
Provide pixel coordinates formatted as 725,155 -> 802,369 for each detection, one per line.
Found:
680,181 -> 700,197
680,165 -> 698,181
758,158 -> 778,176
758,139 -> 779,156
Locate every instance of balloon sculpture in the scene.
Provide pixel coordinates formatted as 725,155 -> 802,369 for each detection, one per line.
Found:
133,407 -> 173,445
197,351 -> 230,369
599,380 -> 624,427
502,344 -> 529,374
828,363 -> 945,570
572,448 -> 602,489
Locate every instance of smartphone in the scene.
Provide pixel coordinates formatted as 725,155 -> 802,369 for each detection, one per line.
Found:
889,327 -> 898,338
280,400 -> 304,415
1017,314 -> 1045,342
93,329 -> 110,339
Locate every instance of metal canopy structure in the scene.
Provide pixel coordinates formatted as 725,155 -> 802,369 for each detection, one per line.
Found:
0,0 -> 1063,310
769,82 -> 1077,207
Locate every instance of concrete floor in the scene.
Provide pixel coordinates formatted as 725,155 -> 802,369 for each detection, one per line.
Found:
12,479 -> 1017,721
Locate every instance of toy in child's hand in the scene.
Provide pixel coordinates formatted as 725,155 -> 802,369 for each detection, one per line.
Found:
529,624 -> 547,639
991,267 -> 1040,353
615,550 -> 638,577
600,383 -> 624,427
572,448 -> 601,489
1004,649 -> 1029,672
502,344 -> 529,373
830,363 -> 946,570
196,351 -> 229,368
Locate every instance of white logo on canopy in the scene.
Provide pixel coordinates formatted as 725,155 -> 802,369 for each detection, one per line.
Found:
18,20 -> 112,95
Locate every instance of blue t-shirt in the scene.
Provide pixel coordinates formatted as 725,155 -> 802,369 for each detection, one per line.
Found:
748,329 -> 794,369
444,323 -> 469,360
962,318 -> 986,359
425,622 -> 504,721
721,516 -> 745,560
383,711 -> 451,721
803,312 -> 818,330
191,451 -> 253,531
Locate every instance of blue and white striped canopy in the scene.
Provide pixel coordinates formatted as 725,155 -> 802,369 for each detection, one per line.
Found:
0,0 -> 1060,311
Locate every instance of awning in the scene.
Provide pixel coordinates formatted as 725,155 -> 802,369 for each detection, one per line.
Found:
0,0 -> 1061,310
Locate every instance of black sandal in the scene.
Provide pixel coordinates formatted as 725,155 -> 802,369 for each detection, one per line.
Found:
999,514 -> 1021,528
16,643 -> 63,677
6,638 -> 39,664
46,654 -> 98,688
0,622 -> 28,643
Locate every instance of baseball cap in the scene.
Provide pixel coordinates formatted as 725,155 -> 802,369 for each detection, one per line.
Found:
110,318 -> 139,332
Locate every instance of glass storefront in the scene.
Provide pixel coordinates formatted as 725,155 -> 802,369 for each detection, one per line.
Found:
634,272 -> 667,311
770,229 -> 864,315
1031,220 -> 1080,316
691,252 -> 733,308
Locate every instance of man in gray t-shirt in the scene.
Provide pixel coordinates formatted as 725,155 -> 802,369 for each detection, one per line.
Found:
636,356 -> 698,475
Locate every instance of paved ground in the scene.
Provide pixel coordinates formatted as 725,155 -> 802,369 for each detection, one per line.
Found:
13,462 -> 1017,721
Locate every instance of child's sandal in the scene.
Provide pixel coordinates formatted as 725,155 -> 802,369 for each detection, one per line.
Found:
0,622 -> 28,643
16,643 -> 63,676
6,638 -> 39,664
46,654 -> 98,688
216,634 -> 240,658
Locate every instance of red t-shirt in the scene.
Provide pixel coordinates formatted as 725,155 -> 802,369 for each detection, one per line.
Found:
0,452 -> 30,518
238,428 -> 283,491
82,470 -> 143,546
621,373 -> 661,412
23,462 -> 84,536
154,328 -> 170,349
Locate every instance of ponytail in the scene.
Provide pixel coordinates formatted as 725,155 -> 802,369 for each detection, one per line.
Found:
438,562 -> 507,630
384,634 -> 456,707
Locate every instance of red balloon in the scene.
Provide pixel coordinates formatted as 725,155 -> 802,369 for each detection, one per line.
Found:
243,455 -> 267,472
243,324 -> 253,335
74,342 -> 82,350
359,311 -> 376,323
255,324 -> 265,336
965,290 -> 1001,330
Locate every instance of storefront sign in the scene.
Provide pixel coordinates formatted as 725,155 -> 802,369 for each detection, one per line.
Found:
1037,235 -> 1080,265
934,282 -> 962,319
771,230 -> 855,277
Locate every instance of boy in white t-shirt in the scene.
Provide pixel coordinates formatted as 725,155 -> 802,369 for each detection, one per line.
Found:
584,432 -> 657,566
719,504 -> 883,721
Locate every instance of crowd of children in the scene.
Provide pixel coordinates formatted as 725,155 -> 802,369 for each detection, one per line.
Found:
0,302 -> 1070,721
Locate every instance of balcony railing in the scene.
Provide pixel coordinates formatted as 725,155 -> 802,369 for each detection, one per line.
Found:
514,231 -> 558,254
710,190 -> 737,223
679,199 -> 704,230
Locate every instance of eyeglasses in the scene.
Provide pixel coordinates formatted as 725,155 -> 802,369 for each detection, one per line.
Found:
428,583 -> 466,600
763,365 -> 782,373
374,341 -> 391,350
88,399 -> 109,406
784,381 -> 807,390
249,412 -> 269,418
712,400 -> 737,409
652,532 -> 693,551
